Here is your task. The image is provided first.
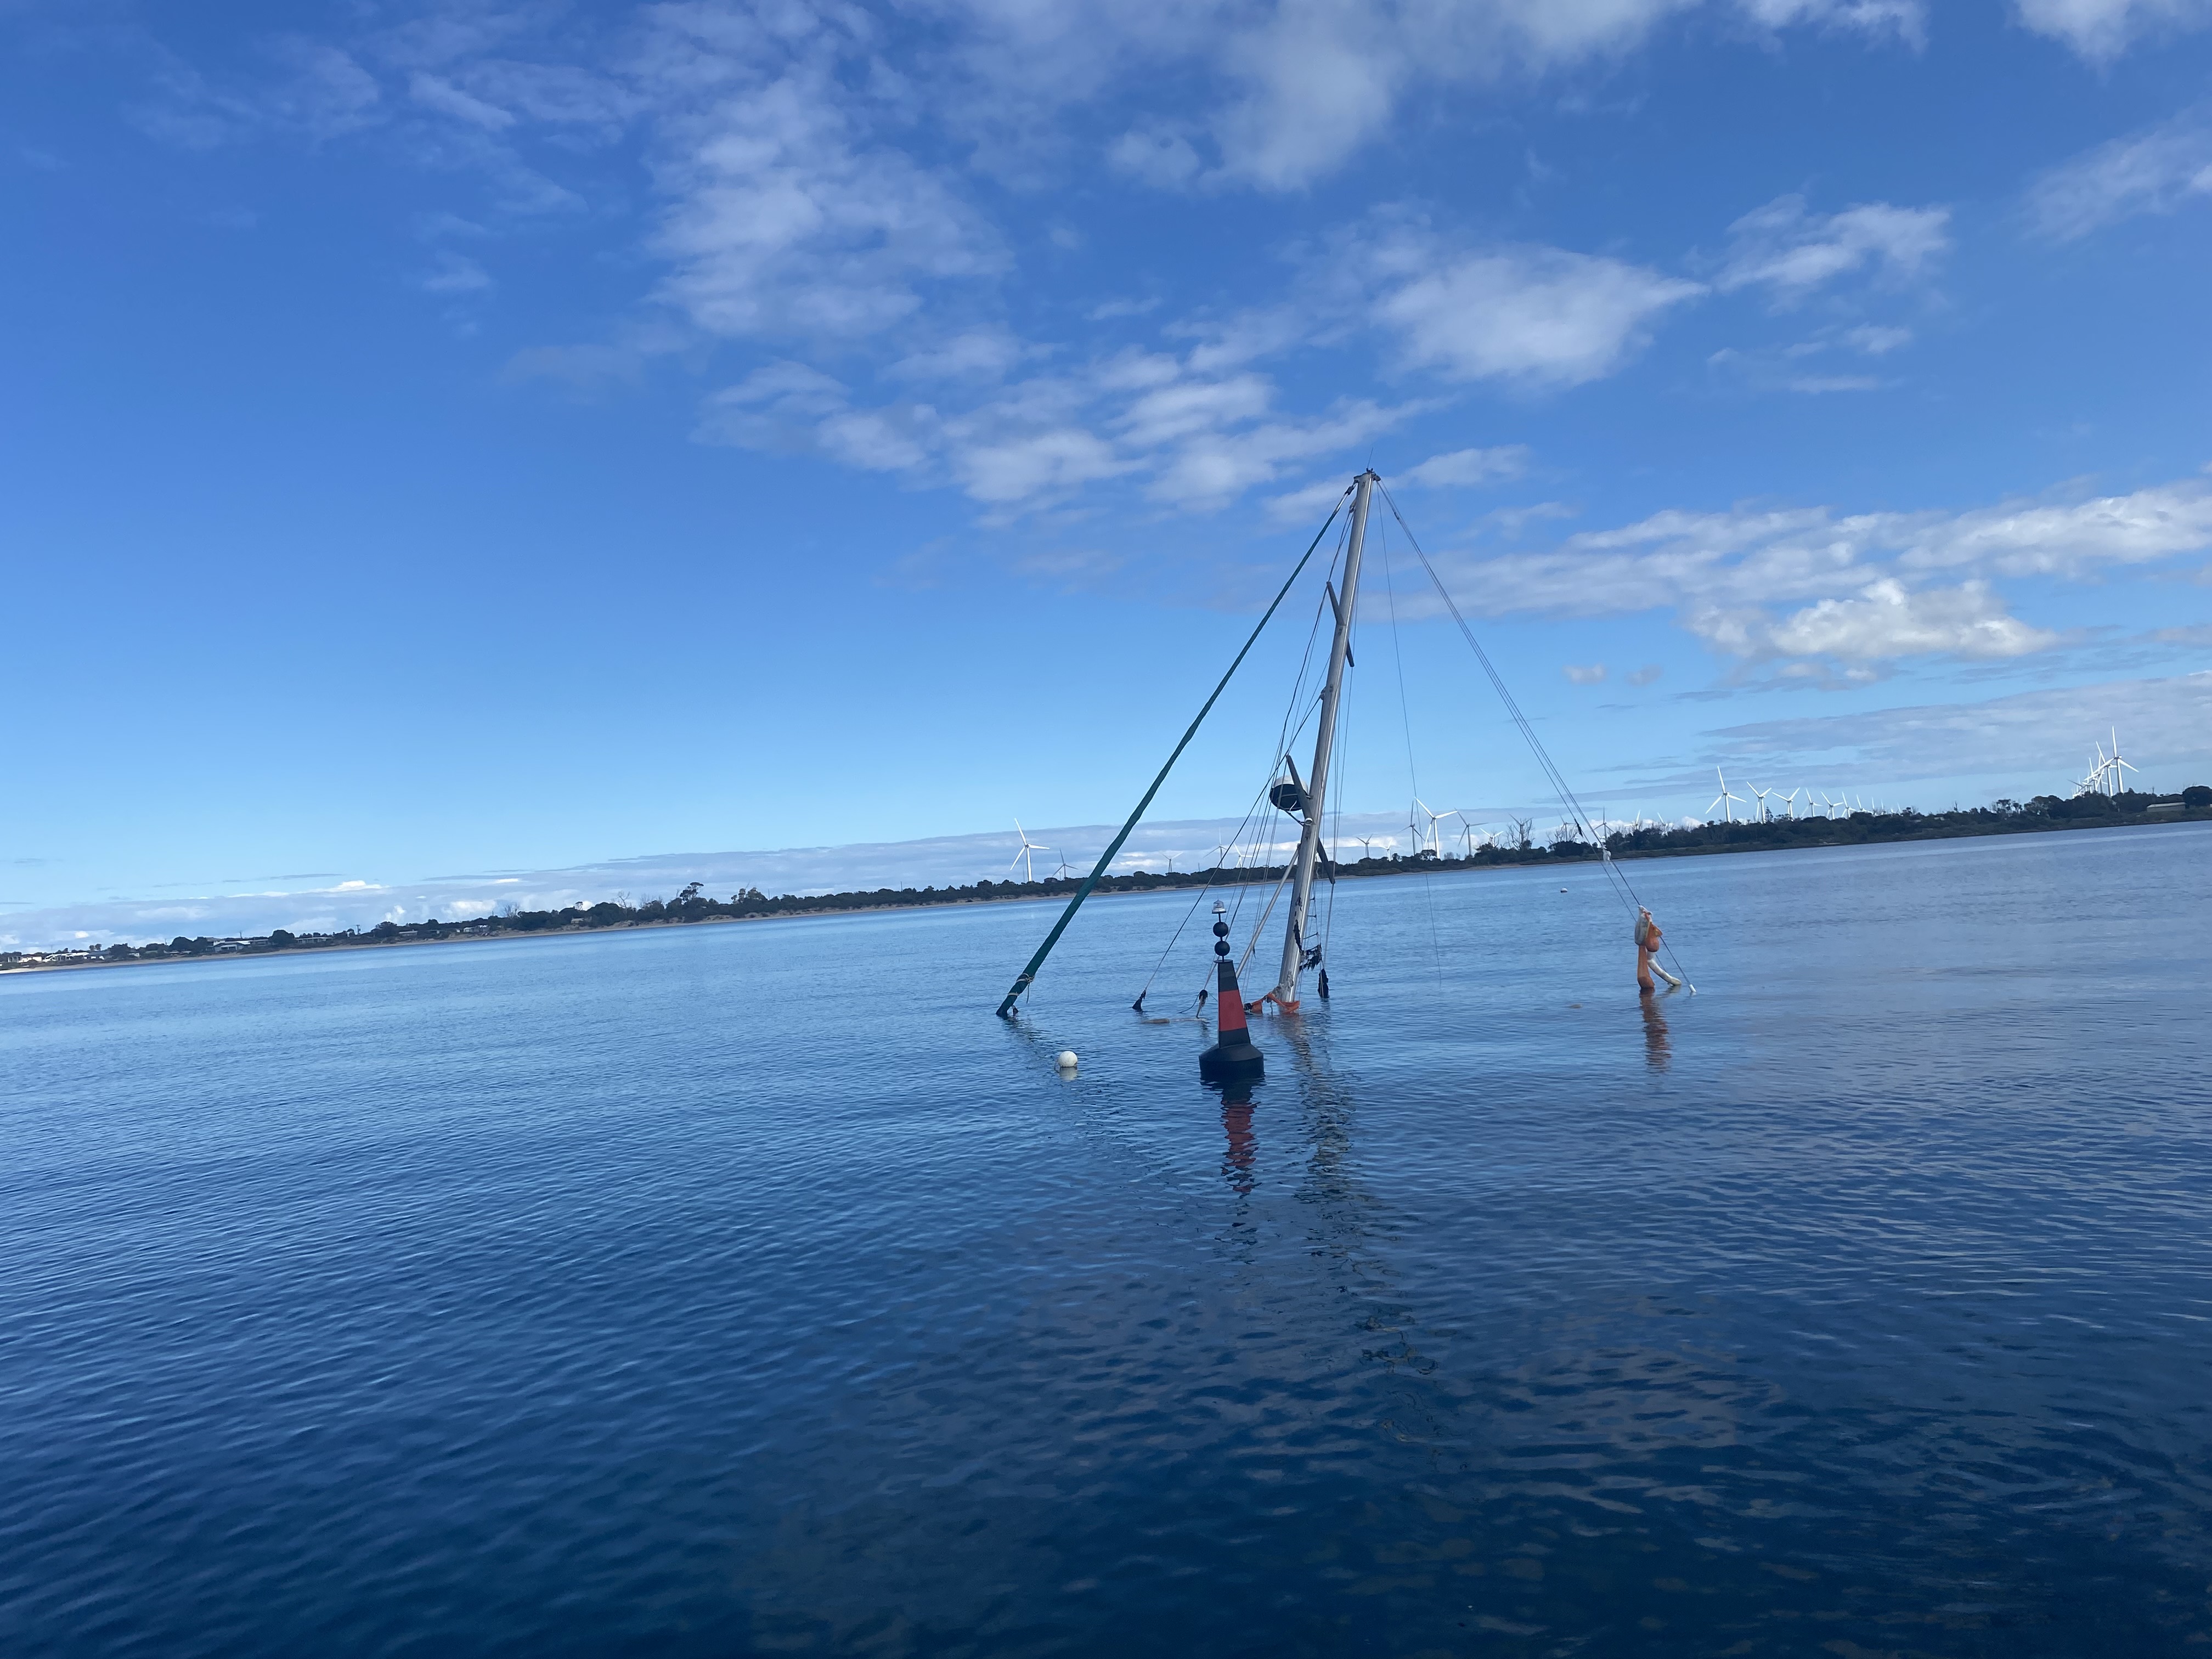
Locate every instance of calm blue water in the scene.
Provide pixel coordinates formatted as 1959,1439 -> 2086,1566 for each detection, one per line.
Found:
5,823 -> 2210,1656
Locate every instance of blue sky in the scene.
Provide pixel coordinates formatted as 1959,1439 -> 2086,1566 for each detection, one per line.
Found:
4,0 -> 2211,943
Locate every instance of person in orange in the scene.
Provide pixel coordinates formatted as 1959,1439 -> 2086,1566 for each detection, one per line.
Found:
1635,907 -> 1681,992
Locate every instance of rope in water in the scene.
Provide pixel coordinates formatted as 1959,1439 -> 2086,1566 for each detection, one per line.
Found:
1378,483 -> 1697,992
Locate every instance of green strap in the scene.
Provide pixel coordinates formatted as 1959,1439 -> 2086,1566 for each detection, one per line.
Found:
995,493 -> 1348,1017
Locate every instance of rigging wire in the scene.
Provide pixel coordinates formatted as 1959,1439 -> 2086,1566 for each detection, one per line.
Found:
995,488 -> 1350,1017
1132,519 -> 1354,1014
1218,515 -> 1353,999
1376,482 -> 1697,990
1376,512 -> 1447,991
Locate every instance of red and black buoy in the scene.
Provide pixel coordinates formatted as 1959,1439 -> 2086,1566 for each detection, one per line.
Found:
1198,901 -> 1264,1084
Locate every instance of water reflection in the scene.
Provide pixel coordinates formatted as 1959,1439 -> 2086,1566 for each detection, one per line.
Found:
1277,1017 -> 1400,1327
1218,1080 -> 1256,1195
1639,988 -> 1674,1072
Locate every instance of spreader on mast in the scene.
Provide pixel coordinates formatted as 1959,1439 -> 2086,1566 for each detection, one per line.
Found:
1268,469 -> 1374,1011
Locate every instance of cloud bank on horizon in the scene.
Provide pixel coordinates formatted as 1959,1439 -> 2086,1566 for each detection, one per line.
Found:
3,0 -> 2209,917
10,670 -> 2208,951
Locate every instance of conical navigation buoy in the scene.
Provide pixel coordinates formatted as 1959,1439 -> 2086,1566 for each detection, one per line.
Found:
1198,901 -> 1264,1084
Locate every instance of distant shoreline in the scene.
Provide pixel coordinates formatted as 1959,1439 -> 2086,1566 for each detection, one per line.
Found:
6,795 -> 2207,977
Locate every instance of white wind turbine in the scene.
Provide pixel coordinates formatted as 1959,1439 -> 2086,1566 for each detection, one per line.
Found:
1412,798 -> 1447,856
1779,788 -> 1799,820
1748,783 -> 1774,822
2108,729 -> 2137,797
1708,768 -> 1747,823
1009,820 -> 1050,884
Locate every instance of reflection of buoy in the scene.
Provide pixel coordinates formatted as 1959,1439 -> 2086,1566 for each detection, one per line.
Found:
1056,1051 -> 1078,1070
1198,902 -> 1265,1084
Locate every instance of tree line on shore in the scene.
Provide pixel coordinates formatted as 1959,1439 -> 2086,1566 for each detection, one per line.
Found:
6,786 -> 2206,971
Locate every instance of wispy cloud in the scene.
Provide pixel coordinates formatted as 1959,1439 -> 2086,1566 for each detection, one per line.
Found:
1643,669 -> 2212,791
1402,445 -> 1533,488
414,251 -> 491,294
1444,475 -> 2212,612
2028,105 -> 2212,240
1161,0 -> 1926,190
1717,194 -> 1949,303
2012,0 -> 2212,61
645,19 -> 1005,342
697,329 -> 1424,515
1362,227 -> 1705,386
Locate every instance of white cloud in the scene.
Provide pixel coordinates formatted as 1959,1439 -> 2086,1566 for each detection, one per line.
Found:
653,107 -> 1000,337
1366,233 -> 1705,387
2013,0 -> 2212,59
1265,478 -> 1359,523
955,427 -> 1133,504
2028,108 -> 2212,240
698,318 -> 1424,514
1706,321 -> 1914,393
1143,399 -> 1411,510
1689,578 -> 2058,662
1197,0 -> 1923,189
695,360 -> 871,455
1115,373 -> 1274,448
1718,195 -> 1949,301
1448,476 -> 2212,619
1402,445 -> 1531,487
408,72 -> 514,131
136,0 -> 1942,355
134,38 -> 384,148
1419,473 -> 2212,668
886,329 -> 1033,382
1895,479 -> 2212,577
414,252 -> 492,293
1786,374 -> 1884,393
1843,323 -> 1912,354
1738,0 -> 1925,33
1678,670 -> 2212,790
1564,662 -> 1608,683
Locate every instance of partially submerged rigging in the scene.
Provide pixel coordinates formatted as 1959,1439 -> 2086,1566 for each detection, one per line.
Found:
992,469 -> 1692,1025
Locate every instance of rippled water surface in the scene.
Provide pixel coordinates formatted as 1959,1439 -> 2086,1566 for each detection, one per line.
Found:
5,823 -> 2211,1657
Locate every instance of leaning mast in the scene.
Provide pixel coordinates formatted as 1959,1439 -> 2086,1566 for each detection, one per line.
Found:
1269,470 -> 1374,1011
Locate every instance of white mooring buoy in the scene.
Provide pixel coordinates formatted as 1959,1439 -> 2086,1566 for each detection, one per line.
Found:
1056,1051 -> 1079,1070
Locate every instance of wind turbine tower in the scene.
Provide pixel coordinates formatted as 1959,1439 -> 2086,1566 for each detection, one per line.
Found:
1009,821 -> 1051,884
2108,729 -> 2137,797
1708,768 -> 1747,823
